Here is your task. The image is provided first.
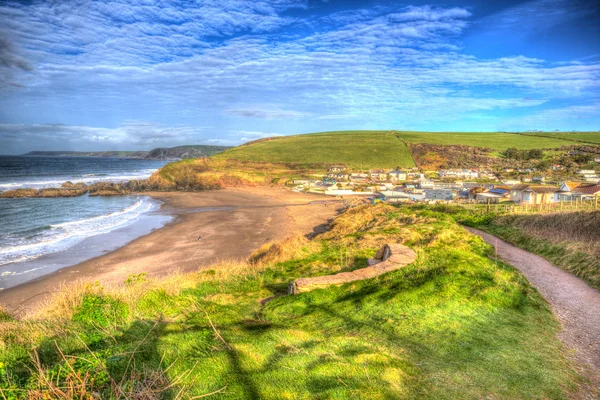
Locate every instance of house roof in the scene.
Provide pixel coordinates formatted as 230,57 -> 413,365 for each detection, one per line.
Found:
525,186 -> 559,194
559,181 -> 582,192
489,188 -> 509,195
477,192 -> 507,198
511,184 -> 530,191
574,184 -> 600,195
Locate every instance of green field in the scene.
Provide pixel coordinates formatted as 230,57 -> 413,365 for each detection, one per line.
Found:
398,131 -> 582,150
520,132 -> 600,144
215,131 -> 416,169
214,131 -> 588,169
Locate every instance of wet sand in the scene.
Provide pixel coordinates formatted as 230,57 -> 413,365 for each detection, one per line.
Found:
0,187 -> 343,315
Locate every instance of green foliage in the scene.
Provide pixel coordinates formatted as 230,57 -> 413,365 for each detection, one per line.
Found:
504,147 -> 545,161
72,294 -> 129,329
124,272 -> 147,287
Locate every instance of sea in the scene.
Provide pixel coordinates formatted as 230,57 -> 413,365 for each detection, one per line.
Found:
0,156 -> 172,290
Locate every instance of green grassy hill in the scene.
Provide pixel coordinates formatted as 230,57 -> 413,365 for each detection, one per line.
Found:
399,131 -> 583,150
215,131 -> 415,169
517,132 -> 600,145
214,131 -> 586,169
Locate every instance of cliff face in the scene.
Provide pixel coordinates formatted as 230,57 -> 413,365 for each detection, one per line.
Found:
143,145 -> 231,160
22,145 -> 231,160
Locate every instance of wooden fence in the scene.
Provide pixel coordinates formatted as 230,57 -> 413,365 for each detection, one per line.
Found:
454,197 -> 599,215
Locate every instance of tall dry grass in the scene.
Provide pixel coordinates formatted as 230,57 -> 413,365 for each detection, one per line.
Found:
249,236 -> 318,265
495,211 -> 600,256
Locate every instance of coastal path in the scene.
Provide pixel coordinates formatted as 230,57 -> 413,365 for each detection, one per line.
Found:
465,227 -> 600,397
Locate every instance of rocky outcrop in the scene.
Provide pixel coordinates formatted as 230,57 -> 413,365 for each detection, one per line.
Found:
0,188 -> 38,198
288,244 -> 417,295
88,182 -> 131,196
0,186 -> 88,198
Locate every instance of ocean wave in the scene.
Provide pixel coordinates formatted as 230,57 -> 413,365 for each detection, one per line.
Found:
0,169 -> 158,190
0,196 -> 158,266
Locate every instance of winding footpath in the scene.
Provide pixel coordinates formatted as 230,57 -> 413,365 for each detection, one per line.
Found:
465,227 -> 600,396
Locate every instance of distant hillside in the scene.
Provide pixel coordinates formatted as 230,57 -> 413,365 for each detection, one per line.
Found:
213,130 -> 590,169
23,145 -> 231,160
214,131 -> 416,169
143,145 -> 230,160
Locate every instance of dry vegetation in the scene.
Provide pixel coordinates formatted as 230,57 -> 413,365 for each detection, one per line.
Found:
459,209 -> 600,290
409,143 -> 513,170
143,158 -> 327,191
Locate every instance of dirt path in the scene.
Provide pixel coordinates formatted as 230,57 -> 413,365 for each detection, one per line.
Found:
465,227 -> 600,396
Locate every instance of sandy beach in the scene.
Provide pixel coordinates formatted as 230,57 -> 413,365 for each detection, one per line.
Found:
0,187 -> 343,315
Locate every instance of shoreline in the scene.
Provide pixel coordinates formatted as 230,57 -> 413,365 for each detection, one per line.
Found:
0,187 -> 343,316
0,195 -> 172,291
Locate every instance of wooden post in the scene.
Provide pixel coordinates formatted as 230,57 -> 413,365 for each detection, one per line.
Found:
595,195 -> 598,210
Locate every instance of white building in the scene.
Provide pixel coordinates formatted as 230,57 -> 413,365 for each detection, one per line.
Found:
387,169 -> 407,181
438,169 -> 479,179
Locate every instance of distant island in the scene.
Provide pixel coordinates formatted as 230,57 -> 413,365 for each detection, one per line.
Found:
23,145 -> 231,160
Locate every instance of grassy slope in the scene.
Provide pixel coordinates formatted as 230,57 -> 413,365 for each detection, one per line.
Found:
0,205 -> 578,399
214,131 -> 585,169
214,131 -> 416,169
521,132 -> 600,145
399,131 -> 581,150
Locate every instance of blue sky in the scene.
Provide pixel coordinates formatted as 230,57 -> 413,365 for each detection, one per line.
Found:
0,0 -> 599,153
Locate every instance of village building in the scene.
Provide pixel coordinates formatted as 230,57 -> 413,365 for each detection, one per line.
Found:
532,176 -> 546,183
476,188 -> 510,203
574,184 -> 600,200
555,181 -> 582,201
438,169 -> 479,179
576,169 -> 596,175
350,173 -> 369,183
557,182 -> 600,201
387,169 -> 407,181
502,180 -> 521,186
369,169 -> 388,181
418,180 -> 435,189
406,172 -> 425,180
509,184 -> 530,203
520,186 -> 558,204
424,189 -> 455,201
325,172 -> 349,180
328,164 -> 347,172
433,182 -> 463,190
379,190 -> 425,202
